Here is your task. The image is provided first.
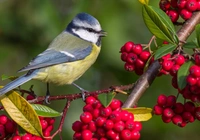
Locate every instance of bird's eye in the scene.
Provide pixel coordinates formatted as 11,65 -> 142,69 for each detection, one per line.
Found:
87,28 -> 94,32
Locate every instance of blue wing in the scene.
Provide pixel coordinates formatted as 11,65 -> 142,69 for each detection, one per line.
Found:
19,32 -> 92,72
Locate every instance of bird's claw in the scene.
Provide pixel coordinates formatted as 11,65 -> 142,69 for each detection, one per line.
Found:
44,95 -> 51,104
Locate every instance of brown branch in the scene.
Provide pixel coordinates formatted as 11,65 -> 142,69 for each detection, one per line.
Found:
122,11 -> 200,108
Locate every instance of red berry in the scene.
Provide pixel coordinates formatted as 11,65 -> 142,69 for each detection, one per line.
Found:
104,119 -> 114,130
162,115 -> 171,123
186,0 -> 197,12
97,127 -> 106,137
0,126 -> 5,140
126,53 -> 138,64
131,130 -> 140,140
184,101 -> 195,113
113,121 -> 125,132
166,95 -> 176,107
125,120 -> 135,131
157,94 -> 167,106
121,52 -> 128,62
159,0 -> 171,11
194,107 -> 200,120
120,129 -> 132,140
171,76 -> 178,89
173,102 -> 184,114
172,115 -> 183,126
83,104 -> 94,113
110,111 -> 121,122
85,96 -> 96,104
153,105 -> 163,115
82,130 -> 92,140
40,119 -> 48,130
109,99 -> 122,110
171,0 -> 178,8
163,108 -> 175,118
88,121 -> 96,132
124,63 -> 135,72
182,111 -> 195,123
135,58 -> 145,68
139,51 -> 151,62
177,0 -> 187,9
95,117 -> 106,127
80,112 -> 93,124
189,65 -> 200,77
195,54 -> 200,66
180,9 -> 192,20
132,44 -> 143,55
124,42 -> 134,52
100,107 -> 112,117
170,65 -> 180,76
0,115 -> 8,125
12,136 -> 21,140
134,121 -> 142,131
26,95 -> 35,100
106,130 -> 117,139
5,120 -> 16,134
197,1 -> 200,10
73,132 -> 82,140
21,134 -> 32,140
174,54 -> 185,65
92,109 -> 100,119
72,121 -> 83,132
167,10 -> 179,22
162,53 -> 171,60
162,60 -> 174,71
186,75 -> 197,85
121,110 -> 130,122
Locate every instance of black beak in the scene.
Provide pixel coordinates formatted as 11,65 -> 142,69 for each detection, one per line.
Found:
100,30 -> 107,37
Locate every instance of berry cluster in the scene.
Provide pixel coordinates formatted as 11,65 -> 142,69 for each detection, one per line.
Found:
120,41 -> 151,75
159,0 -> 200,22
11,116 -> 55,140
0,114 -> 16,140
154,94 -> 200,127
72,96 -> 142,140
158,53 -> 186,76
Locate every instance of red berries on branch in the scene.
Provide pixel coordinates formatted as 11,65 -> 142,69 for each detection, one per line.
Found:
159,0 -> 200,22
72,96 -> 142,140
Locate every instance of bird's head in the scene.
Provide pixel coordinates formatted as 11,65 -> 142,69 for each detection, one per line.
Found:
66,13 -> 106,45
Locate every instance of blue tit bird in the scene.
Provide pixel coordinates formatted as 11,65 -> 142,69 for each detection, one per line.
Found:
0,12 -> 106,101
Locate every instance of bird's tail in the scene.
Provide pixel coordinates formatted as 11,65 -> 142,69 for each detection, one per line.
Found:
0,71 -> 37,96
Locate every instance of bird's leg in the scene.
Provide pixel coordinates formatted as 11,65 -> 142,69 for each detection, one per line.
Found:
45,83 -> 51,104
72,83 -> 87,101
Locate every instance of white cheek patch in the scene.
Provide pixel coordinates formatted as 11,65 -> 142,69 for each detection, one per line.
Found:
72,28 -> 98,44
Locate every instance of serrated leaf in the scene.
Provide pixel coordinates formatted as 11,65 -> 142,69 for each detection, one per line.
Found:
31,104 -> 61,117
139,0 -> 149,5
195,24 -> 200,47
98,92 -> 116,107
183,42 -> 197,49
0,89 -> 43,136
1,74 -> 18,81
142,5 -> 178,44
123,107 -> 152,121
177,61 -> 193,90
154,44 -> 176,60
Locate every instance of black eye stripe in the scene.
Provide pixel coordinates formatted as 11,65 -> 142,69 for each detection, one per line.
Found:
74,26 -> 100,34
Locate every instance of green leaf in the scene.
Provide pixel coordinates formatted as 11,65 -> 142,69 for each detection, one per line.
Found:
183,42 -> 197,49
1,74 -> 18,81
142,5 -> 178,44
31,104 -> 61,117
0,89 -> 43,136
177,61 -> 193,90
123,107 -> 152,121
154,44 -> 176,60
195,24 -> 200,47
98,92 -> 116,107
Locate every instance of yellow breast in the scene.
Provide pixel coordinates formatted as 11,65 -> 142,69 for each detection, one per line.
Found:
33,43 -> 101,85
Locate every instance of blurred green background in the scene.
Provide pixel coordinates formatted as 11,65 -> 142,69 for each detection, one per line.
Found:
0,0 -> 199,139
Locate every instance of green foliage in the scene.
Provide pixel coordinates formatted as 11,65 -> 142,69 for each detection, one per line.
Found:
177,61 -> 193,90
154,44 -> 176,60
98,92 -> 115,107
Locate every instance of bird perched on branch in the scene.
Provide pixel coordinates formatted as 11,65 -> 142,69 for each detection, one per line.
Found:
0,12 -> 106,101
